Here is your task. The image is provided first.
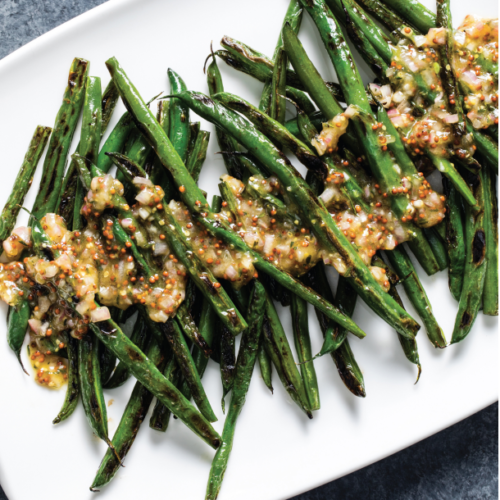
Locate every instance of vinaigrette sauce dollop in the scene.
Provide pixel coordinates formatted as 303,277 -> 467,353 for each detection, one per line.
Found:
377,15 -> 497,162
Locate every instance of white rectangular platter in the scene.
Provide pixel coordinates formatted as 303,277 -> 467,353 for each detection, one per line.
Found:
0,0 -> 497,499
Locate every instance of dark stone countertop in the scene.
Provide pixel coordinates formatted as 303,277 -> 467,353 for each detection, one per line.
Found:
0,1 -> 497,499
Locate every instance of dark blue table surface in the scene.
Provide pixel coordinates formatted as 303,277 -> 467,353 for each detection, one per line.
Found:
0,1 -> 497,499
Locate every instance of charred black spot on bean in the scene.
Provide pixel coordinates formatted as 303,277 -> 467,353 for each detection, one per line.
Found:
193,94 -> 215,106
303,154 -> 327,178
68,72 -> 78,89
99,322 -> 117,336
472,230 -> 486,264
219,54 -> 244,71
42,247 -> 55,261
460,310 -> 472,327
328,41 -> 338,52
125,345 -> 143,362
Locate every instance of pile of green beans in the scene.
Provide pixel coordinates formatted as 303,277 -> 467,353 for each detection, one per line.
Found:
0,1 -> 496,498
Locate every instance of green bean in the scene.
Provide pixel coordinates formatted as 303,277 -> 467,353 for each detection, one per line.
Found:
306,263 -> 365,397
379,0 -> 435,33
372,255 -> 422,379
178,295 -> 218,402
291,294 -> 320,411
206,49 -> 272,182
79,331 -> 116,456
442,177 -> 466,301
356,0 -> 408,34
176,302 -> 212,357
468,122 -> 499,175
331,0 -> 396,53
53,335 -> 79,424
218,38 -> 291,85
97,114 -> 141,175
99,336 -> 116,385
257,340 -> 273,393
91,336 -> 168,490
149,355 -> 180,432
183,272 -> 199,315
483,127 -> 498,147
186,130 -> 210,183
427,153 -> 476,207
108,153 -> 247,336
118,133 -> 152,184
154,315 -> 217,423
270,47 -> 287,125
149,100 -> 175,201
451,170 -> 487,344
0,126 -> 51,243
262,290 -> 313,416
434,220 -> 446,242
187,122 -> 201,160
326,0 -> 390,78
99,307 -> 125,382
99,79 -> 120,129
481,166 -> 498,316
285,86 -> 316,115
205,280 -> 266,500
285,111 -> 324,138
220,324 -> 236,413
228,282 -> 273,392
436,0 -> 466,138
7,299 -> 30,374
80,77 -> 103,165
422,227 -> 448,271
32,58 -> 88,221
73,76 -> 102,231
386,246 -> 446,347
168,69 -> 191,163
259,0 -> 303,114
293,3 -> 367,107
311,264 -> 343,346
282,27 -> 343,121
31,216 -> 222,449
105,57 -> 368,335
259,272 -> 291,308
104,315 -> 147,389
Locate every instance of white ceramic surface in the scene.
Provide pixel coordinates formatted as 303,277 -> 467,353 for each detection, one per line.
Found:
0,0 -> 497,499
